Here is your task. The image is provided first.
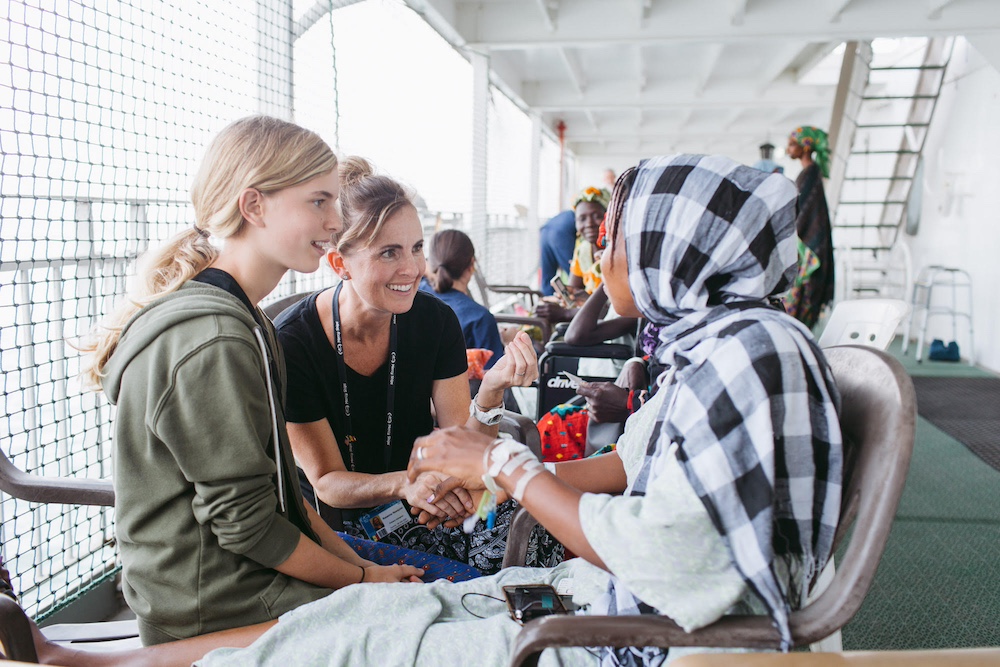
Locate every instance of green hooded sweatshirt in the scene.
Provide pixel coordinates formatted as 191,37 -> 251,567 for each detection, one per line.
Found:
102,283 -> 331,644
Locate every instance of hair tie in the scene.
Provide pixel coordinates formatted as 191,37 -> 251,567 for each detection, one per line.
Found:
193,225 -> 210,239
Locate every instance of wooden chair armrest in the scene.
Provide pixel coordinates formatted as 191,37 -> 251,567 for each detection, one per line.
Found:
509,614 -> 780,667
501,506 -> 540,568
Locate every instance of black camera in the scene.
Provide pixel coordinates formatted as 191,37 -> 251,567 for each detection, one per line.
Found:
503,584 -> 569,624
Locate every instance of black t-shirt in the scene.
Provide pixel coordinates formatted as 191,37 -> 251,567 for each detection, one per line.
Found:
275,289 -> 468,475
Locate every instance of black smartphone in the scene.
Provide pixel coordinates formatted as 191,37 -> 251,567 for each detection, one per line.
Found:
549,275 -> 574,308
502,584 -> 569,624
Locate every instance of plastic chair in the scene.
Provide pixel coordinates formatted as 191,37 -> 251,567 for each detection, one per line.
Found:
817,299 -> 910,350
502,345 -> 916,666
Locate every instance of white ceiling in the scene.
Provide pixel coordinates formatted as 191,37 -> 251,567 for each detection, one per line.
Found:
403,0 -> 1000,165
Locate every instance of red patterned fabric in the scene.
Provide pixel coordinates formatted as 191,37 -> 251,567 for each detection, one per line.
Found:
537,403 -> 589,462
466,348 -> 494,380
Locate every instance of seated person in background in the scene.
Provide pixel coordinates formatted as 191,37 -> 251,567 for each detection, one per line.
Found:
419,228 -> 505,369
535,185 -> 609,325
274,157 -> 559,575
41,153 -> 843,667
538,208 -> 576,297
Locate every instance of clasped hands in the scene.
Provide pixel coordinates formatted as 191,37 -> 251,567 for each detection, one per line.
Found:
407,332 -> 537,529
408,426 -> 499,525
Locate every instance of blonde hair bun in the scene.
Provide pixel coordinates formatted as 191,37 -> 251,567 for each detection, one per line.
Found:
339,156 -> 376,188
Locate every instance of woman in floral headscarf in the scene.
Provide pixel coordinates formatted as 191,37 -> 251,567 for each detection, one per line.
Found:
536,185 -> 611,325
784,125 -> 835,328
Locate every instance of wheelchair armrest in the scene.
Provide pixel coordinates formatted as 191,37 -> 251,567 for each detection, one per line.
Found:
488,284 -> 543,299
543,341 -> 635,360
495,315 -> 552,343
0,448 -> 114,507
0,594 -> 39,662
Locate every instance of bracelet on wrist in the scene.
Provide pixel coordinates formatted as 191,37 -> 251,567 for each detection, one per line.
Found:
358,565 -> 366,584
626,390 -> 636,414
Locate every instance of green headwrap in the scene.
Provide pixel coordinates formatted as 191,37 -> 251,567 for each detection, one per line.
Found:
573,186 -> 610,211
790,126 -> 830,178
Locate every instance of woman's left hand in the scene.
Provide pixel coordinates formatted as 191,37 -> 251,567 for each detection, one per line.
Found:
479,331 -> 538,399
408,426 -> 495,490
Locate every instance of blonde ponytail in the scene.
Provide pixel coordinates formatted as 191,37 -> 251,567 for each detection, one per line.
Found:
80,116 -> 338,389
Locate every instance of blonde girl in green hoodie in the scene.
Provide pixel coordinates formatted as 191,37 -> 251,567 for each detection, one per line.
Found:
80,116 -> 424,645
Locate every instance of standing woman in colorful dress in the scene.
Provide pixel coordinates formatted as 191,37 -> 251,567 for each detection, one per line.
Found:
785,125 -> 836,328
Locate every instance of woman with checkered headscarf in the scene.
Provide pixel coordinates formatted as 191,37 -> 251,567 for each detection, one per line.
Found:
785,125 -> 836,328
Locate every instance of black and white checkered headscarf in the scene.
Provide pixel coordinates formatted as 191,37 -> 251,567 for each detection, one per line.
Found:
600,155 -> 842,664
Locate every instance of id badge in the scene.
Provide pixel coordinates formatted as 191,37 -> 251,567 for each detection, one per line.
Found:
358,500 -> 412,541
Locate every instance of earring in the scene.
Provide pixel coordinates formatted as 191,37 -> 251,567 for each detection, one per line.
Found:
343,273 -> 351,280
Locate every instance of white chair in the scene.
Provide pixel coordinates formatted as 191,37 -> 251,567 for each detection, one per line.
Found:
818,298 -> 910,350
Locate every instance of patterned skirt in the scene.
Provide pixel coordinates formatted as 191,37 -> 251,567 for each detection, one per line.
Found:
340,499 -> 564,575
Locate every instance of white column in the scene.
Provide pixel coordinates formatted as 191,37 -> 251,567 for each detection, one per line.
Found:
528,112 -> 542,234
470,49 -> 490,254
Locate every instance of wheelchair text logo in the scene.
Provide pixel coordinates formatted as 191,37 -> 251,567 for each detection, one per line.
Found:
547,377 -> 578,389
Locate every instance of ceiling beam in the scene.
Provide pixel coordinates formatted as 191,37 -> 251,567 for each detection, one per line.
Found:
927,0 -> 956,20
458,0 -> 1000,49
756,42 -> 808,93
730,0 -> 748,26
827,0 -> 855,23
522,80 -> 833,110
558,47 -> 586,96
564,130 -> 773,146
675,107 -> 696,131
722,107 -> 744,130
639,0 -> 653,27
534,0 -> 558,32
534,98 -> 832,112
695,44 -> 725,96
583,109 -> 599,133
636,45 -> 648,93
795,42 -> 841,82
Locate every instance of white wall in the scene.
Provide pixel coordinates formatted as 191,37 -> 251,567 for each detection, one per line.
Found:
904,38 -> 1000,373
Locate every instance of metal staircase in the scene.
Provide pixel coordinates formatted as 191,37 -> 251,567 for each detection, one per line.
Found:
827,38 -> 955,300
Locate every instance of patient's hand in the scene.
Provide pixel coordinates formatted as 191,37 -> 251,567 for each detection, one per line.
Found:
403,471 -> 473,526
535,300 -> 575,324
361,563 -> 425,584
576,382 -> 629,423
408,426 -> 495,491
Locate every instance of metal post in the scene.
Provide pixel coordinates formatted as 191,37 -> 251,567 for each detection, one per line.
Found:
528,113 -> 542,235
470,49 -> 490,256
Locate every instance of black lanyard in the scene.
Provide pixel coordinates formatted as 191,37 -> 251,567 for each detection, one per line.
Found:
331,281 -> 397,472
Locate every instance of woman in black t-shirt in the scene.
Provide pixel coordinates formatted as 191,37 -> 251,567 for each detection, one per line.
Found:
275,157 -> 553,573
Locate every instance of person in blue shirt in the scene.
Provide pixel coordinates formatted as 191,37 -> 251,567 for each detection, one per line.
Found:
538,209 -> 576,296
420,229 -> 505,369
